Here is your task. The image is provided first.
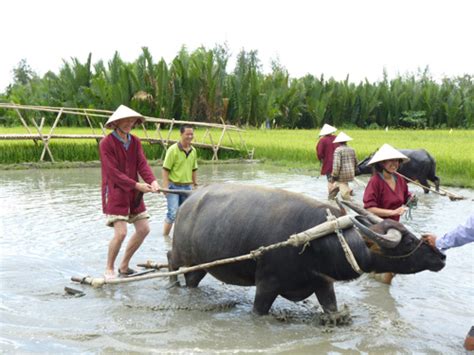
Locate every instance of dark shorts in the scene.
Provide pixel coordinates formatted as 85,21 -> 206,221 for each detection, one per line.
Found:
326,174 -> 332,181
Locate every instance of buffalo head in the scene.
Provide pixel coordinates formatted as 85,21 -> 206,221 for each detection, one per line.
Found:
341,201 -> 446,274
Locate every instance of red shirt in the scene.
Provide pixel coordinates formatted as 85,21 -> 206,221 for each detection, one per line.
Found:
316,135 -> 340,175
363,173 -> 411,222
99,133 -> 156,215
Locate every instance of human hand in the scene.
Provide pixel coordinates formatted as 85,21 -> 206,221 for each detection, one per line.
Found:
421,233 -> 437,248
151,180 -> 161,193
407,194 -> 418,206
136,182 -> 153,193
392,206 -> 407,216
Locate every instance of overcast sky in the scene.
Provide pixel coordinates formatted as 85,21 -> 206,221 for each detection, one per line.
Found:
1,0 -> 473,91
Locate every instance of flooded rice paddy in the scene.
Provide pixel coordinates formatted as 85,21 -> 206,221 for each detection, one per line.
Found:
1,163 -> 473,353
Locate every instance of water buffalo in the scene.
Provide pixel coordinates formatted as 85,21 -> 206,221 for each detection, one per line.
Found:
167,184 -> 445,321
357,149 -> 440,193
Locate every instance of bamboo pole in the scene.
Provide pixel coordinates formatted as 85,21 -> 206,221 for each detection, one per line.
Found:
0,103 -> 244,131
140,122 -> 152,145
436,185 -> 465,200
201,128 -> 210,145
30,117 -> 55,161
165,119 -> 174,148
154,123 -> 168,154
213,126 -> 227,160
14,108 -> 38,146
395,172 -> 464,200
99,122 -> 107,136
1,104 -> 248,159
40,108 -> 63,161
71,215 -> 354,288
39,117 -> 45,131
208,132 -> 217,161
83,110 -> 101,144
220,117 -> 235,146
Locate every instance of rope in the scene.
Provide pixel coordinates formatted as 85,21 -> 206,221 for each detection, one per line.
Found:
404,195 -> 418,221
71,215 -> 354,288
379,238 -> 425,259
326,209 -> 363,274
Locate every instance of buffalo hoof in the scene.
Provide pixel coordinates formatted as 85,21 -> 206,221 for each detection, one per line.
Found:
319,305 -> 352,326
166,280 -> 181,289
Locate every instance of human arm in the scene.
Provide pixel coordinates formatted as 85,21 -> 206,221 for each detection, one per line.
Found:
192,150 -> 198,188
316,140 -> 324,161
136,138 -> 160,192
363,176 -> 407,218
192,170 -> 198,188
161,168 -> 170,194
100,139 -> 138,192
367,206 -> 407,218
424,215 -> 474,252
331,148 -> 341,181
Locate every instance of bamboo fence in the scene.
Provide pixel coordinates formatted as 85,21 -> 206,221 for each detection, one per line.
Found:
0,103 -> 253,162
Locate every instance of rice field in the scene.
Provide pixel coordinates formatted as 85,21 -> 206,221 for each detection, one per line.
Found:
0,126 -> 473,188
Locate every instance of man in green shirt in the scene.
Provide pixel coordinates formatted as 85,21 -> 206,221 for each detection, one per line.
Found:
162,124 -> 198,237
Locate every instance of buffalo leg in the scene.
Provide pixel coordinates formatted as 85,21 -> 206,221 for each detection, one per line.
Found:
184,270 -> 206,288
253,281 -> 279,315
314,281 -> 337,313
433,176 -> 440,192
167,250 -> 179,285
419,178 -> 430,193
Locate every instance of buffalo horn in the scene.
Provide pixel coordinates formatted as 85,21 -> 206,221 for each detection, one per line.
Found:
350,216 -> 402,248
340,200 -> 383,224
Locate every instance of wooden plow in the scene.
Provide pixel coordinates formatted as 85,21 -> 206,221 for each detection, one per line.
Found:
0,103 -> 253,162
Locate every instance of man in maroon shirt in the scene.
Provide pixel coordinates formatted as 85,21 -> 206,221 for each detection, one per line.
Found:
316,123 -> 340,198
100,105 -> 160,280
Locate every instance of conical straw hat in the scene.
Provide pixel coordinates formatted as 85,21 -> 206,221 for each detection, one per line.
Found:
333,132 -> 353,143
318,123 -> 337,136
367,144 -> 410,165
105,105 -> 145,129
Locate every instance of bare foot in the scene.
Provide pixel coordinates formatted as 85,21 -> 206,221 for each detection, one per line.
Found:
104,270 -> 117,281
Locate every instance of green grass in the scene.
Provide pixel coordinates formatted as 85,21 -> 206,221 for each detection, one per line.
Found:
243,128 -> 474,188
1,126 -> 473,188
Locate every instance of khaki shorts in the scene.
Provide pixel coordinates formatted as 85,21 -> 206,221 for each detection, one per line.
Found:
106,211 -> 150,227
328,182 -> 352,201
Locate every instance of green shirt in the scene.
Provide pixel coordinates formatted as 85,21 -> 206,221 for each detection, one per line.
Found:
163,142 -> 198,184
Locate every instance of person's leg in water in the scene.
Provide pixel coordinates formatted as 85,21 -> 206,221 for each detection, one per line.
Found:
119,216 -> 150,274
105,220 -> 127,279
163,190 -> 179,237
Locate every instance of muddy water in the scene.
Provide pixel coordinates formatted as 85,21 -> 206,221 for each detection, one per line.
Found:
1,163 -> 473,353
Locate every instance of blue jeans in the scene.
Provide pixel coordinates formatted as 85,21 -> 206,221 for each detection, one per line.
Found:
165,182 -> 192,224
